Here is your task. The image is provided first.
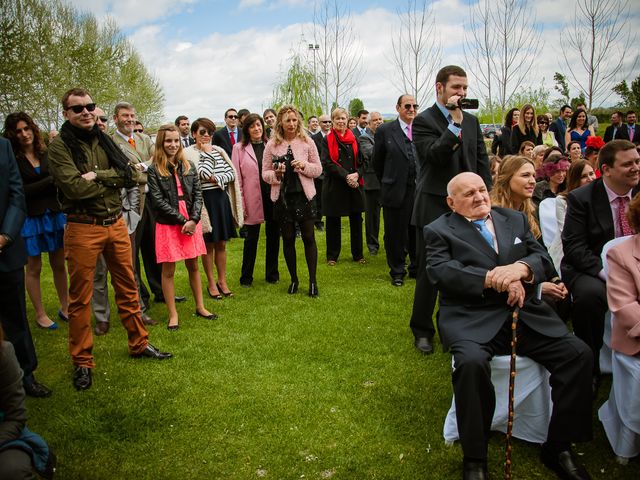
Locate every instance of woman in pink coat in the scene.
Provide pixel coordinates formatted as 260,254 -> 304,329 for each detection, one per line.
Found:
263,105 -> 322,297
232,114 -> 280,287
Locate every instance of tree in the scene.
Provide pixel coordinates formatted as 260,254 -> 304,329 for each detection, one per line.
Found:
613,75 -> 640,111
271,51 -> 322,118
553,73 -> 571,105
348,98 -> 364,118
0,0 -> 164,129
311,0 -> 364,113
389,0 -> 442,109
464,0 -> 543,124
560,0 -> 638,109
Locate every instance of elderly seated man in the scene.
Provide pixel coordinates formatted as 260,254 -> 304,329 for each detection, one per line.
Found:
424,172 -> 593,480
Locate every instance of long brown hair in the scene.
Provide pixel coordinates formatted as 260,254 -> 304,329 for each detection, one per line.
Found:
490,155 -> 541,239
3,112 -> 47,159
517,104 -> 539,137
560,159 -> 591,197
152,124 -> 190,177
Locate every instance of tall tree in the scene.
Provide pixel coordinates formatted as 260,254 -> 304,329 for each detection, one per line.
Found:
464,0 -> 543,124
560,0 -> 638,109
311,0 -> 364,113
348,98 -> 364,118
271,51 -> 323,118
613,75 -> 640,111
390,0 -> 442,109
0,0 -> 164,129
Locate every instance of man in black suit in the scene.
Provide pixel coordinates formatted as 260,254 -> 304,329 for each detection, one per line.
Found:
562,139 -> 640,390
614,110 -> 639,145
352,109 -> 370,138
213,108 -> 242,156
549,104 -> 572,152
175,115 -> 195,148
373,97 -> 418,284
603,111 -> 624,143
358,111 -> 383,255
312,114 -> 332,231
427,172 -> 592,480
410,65 -> 492,354
0,137 -> 52,397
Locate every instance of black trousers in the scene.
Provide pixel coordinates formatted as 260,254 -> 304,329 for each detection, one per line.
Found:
0,268 -> 37,382
314,178 -> 324,224
240,220 -> 280,285
136,195 -> 163,302
567,273 -> 607,375
450,320 -> 593,460
382,188 -> 415,279
326,213 -> 363,262
364,189 -> 381,253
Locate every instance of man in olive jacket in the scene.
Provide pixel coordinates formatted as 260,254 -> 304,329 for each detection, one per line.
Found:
48,88 -> 172,391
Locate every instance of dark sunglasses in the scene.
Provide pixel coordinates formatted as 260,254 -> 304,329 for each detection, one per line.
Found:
97,116 -> 108,123
402,103 -> 419,110
134,129 -> 144,133
226,115 -> 238,119
66,103 -> 96,114
321,120 -> 332,124
197,129 -> 213,136
539,121 -> 549,125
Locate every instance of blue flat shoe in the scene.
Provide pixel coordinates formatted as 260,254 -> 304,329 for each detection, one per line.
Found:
37,321 -> 58,331
57,310 -> 69,322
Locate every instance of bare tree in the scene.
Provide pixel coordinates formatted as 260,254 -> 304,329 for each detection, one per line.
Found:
311,0 -> 364,113
389,0 -> 442,109
560,0 -> 638,109
464,0 -> 543,123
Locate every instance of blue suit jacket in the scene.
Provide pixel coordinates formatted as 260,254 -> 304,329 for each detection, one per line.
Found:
0,138 -> 27,272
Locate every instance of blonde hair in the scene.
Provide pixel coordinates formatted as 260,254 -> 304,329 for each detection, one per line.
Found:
517,104 -> 539,137
152,124 -> 190,177
272,105 -> 308,145
490,155 -> 541,239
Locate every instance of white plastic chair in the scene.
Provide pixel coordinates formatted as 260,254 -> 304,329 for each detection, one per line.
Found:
443,355 -> 552,444
538,197 -> 558,248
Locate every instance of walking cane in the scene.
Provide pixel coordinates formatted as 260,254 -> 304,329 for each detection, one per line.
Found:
504,306 -> 520,480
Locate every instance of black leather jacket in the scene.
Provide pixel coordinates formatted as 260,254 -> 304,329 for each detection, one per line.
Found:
147,161 -> 202,225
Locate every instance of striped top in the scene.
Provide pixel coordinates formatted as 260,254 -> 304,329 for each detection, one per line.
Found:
197,150 -> 235,191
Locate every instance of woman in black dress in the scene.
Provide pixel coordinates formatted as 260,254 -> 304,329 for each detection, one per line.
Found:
320,107 -> 366,265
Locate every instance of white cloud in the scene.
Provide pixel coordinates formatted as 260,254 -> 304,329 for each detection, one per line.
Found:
66,0 -> 198,28
239,0 -> 265,7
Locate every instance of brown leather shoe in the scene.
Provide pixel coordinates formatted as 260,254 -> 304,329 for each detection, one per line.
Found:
94,321 -> 109,336
142,313 -> 158,326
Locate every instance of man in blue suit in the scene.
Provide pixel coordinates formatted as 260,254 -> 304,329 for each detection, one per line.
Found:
549,105 -> 572,152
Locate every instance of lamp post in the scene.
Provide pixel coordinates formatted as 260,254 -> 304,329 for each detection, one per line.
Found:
308,43 -> 319,112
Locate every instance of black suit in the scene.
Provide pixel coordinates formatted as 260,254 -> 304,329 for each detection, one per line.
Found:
561,178 -> 640,370
0,138 -> 39,385
410,103 -> 492,339
311,131 -> 326,224
426,207 -> 592,459
603,124 -> 621,143
549,118 -> 567,152
614,123 -> 640,145
357,130 -> 381,253
373,119 -> 417,278
213,126 -> 242,157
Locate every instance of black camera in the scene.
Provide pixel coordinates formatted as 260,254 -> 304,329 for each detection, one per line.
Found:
445,98 -> 480,110
273,145 -> 294,170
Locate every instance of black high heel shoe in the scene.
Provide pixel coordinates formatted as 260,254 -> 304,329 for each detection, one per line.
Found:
308,282 -> 319,297
287,281 -> 299,294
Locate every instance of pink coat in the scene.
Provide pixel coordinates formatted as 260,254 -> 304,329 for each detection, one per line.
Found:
607,235 -> 640,356
262,136 -> 322,202
232,142 -> 264,225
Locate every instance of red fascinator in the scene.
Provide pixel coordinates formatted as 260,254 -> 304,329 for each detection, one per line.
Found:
585,136 -> 605,150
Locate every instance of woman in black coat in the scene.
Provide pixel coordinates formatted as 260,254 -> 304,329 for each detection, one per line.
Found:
510,103 -> 543,153
491,107 -> 519,157
320,107 -> 365,264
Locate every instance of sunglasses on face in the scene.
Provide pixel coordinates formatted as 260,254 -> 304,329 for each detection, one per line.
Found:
227,115 -> 238,119
97,116 -> 108,123
402,104 -> 419,110
321,120 -> 331,124
134,129 -> 144,133
197,129 -> 213,136
66,103 -> 96,114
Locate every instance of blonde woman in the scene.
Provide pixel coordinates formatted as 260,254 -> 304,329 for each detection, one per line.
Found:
510,104 -> 542,153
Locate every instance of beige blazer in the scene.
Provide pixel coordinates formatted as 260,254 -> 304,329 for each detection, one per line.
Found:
606,235 -> 640,355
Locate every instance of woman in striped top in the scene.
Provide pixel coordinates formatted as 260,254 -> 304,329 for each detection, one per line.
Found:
184,118 -> 243,299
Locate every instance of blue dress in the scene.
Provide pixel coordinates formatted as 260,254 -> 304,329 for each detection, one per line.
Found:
20,166 -> 66,257
570,129 -> 590,153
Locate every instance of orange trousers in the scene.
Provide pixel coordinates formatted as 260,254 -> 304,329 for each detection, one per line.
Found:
64,217 -> 148,368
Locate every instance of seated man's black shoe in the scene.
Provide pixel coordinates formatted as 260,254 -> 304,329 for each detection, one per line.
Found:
414,336 -> 434,355
73,367 -> 92,391
541,446 -> 591,480
130,343 -> 173,360
391,277 -> 404,287
463,460 -> 488,480
174,296 -> 187,303
24,378 -> 53,398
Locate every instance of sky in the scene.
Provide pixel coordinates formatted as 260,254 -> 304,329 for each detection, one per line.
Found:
67,0 -> 639,123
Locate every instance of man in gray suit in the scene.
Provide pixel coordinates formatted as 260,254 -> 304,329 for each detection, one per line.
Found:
357,111 -> 383,255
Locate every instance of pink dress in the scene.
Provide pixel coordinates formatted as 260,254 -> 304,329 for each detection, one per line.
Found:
155,173 -> 206,263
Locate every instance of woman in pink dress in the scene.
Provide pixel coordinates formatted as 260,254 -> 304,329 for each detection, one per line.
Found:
147,125 -> 216,330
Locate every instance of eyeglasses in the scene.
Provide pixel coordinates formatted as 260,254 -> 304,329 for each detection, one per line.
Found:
66,103 -> 96,114
321,120 -> 332,124
97,116 -> 108,123
197,129 -> 213,136
227,115 -> 238,119
134,129 -> 144,133
402,104 -> 419,110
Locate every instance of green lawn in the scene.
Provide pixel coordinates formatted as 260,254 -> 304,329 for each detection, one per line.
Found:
27,221 -> 635,479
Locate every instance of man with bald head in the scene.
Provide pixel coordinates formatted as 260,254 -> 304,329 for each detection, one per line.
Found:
425,172 -> 592,480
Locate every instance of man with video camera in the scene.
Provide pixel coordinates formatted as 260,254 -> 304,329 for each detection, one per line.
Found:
409,65 -> 493,355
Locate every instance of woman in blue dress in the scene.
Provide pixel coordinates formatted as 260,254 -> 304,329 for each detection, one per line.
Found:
564,108 -> 595,154
3,113 -> 68,330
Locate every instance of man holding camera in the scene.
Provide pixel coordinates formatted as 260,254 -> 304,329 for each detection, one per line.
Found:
410,65 -> 493,355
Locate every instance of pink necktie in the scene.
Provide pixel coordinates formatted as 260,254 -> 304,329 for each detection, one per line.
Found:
407,124 -> 412,141
629,126 -> 635,142
230,131 -> 236,145
617,196 -> 634,237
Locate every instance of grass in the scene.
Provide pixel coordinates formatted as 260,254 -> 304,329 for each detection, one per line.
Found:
27,220 -> 636,479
